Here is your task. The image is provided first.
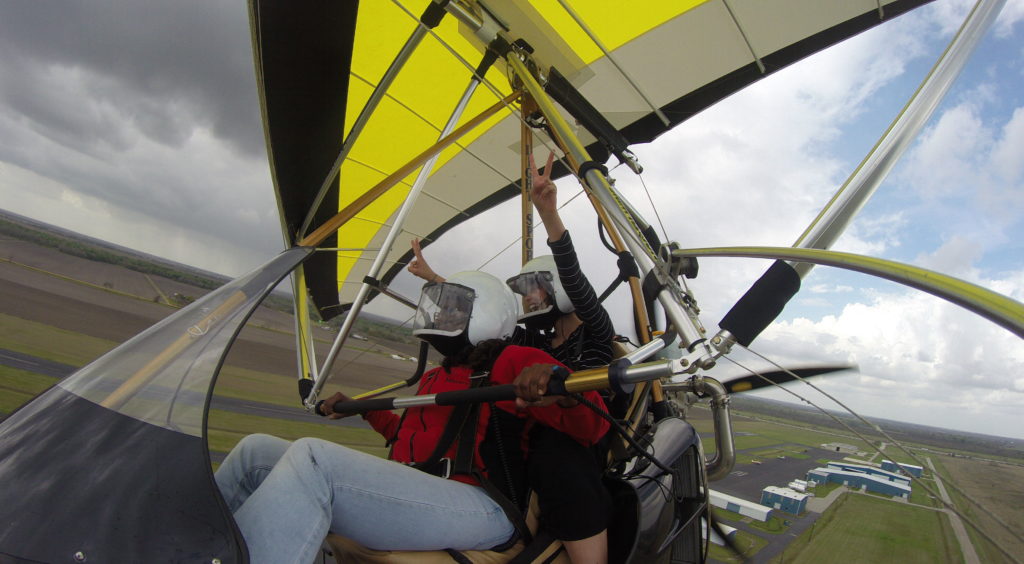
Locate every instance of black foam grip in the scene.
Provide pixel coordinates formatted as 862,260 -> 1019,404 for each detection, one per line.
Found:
435,385 -> 517,406
546,366 -> 570,396
330,397 -> 397,415
719,260 -> 801,347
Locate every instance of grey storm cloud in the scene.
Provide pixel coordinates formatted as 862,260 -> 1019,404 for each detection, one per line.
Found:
0,0 -> 281,257
0,1 -> 263,158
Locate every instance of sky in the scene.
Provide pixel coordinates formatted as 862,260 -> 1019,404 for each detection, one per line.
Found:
1,1 -> 1022,440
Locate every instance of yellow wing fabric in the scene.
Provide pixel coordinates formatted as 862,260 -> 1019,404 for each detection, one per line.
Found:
251,0 -> 935,319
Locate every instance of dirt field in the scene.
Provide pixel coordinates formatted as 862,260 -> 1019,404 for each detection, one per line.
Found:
940,456 -> 1024,563
0,239 -> 419,393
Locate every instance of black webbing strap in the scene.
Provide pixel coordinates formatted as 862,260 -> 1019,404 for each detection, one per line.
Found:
411,372 -> 487,475
443,549 -> 474,564
452,394 -> 532,549
597,250 -> 640,304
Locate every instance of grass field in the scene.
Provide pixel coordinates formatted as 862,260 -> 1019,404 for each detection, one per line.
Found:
0,313 -> 393,465
0,313 -> 113,367
778,493 -> 962,563
708,529 -> 769,562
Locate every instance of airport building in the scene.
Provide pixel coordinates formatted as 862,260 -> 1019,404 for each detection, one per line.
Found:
710,490 -> 772,521
806,467 -> 912,499
826,462 -> 911,485
760,486 -> 810,515
821,442 -> 859,454
881,459 -> 924,478
788,479 -> 809,493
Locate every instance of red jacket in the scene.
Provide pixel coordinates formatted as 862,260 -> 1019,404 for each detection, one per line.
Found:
364,345 -> 609,486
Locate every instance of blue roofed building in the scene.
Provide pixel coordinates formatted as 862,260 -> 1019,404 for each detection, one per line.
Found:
826,461 -> 911,485
806,466 -> 912,499
760,486 -> 809,515
881,459 -> 924,478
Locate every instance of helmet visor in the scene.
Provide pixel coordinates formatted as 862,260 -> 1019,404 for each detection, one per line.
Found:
413,282 -> 476,336
506,271 -> 555,313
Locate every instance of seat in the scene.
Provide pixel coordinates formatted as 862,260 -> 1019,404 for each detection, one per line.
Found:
325,494 -> 570,564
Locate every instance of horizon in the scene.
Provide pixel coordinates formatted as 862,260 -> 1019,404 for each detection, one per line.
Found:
3,206 -> 1021,447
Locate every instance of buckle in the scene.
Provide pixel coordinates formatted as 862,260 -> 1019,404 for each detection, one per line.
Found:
407,457 -> 452,479
435,457 -> 452,479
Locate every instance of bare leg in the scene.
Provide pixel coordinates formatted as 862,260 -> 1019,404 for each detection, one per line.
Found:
562,529 -> 607,564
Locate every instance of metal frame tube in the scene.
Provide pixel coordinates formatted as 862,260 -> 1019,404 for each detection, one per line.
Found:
291,265 -> 319,384
792,0 -> 1006,278
304,76 -> 489,408
505,53 -> 709,357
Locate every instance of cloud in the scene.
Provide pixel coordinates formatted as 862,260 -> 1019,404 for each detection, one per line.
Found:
0,0 -> 279,275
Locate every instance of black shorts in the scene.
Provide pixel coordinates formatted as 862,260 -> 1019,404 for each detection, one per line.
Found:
527,425 -> 612,541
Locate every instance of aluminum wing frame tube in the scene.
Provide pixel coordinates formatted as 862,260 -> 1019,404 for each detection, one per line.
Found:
679,245 -> 1024,339
292,265 -> 319,384
505,54 -> 710,360
304,76 -> 485,409
791,0 -> 1006,278
297,5 -> 438,238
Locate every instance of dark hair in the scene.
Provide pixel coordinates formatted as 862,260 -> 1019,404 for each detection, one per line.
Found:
442,338 -> 510,372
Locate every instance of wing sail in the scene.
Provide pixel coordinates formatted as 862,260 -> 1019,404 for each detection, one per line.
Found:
251,0 -> 934,318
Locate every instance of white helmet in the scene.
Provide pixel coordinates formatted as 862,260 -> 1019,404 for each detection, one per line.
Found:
506,255 -> 573,329
412,271 -> 518,357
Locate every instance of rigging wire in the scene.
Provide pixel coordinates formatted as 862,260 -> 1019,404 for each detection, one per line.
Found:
724,351 -> 1024,563
636,172 -> 671,253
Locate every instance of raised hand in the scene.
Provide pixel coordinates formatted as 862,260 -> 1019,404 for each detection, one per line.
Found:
408,238 -> 444,283
529,151 -> 558,215
528,152 -> 566,242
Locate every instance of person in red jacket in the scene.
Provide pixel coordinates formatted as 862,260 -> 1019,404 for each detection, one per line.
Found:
215,271 -> 608,564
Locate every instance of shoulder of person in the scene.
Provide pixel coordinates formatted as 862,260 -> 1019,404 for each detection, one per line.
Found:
494,345 -> 565,372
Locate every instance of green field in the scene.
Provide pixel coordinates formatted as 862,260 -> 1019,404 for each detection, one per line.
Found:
0,314 -> 392,465
0,313 -> 113,367
777,493 -> 961,563
708,529 -> 769,563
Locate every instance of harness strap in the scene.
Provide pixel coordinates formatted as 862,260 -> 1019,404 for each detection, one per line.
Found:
596,251 -> 639,304
411,372 -> 487,475
452,387 -> 532,549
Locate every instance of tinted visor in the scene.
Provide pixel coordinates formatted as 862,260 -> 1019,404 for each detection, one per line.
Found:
413,282 -> 476,336
506,271 -> 555,299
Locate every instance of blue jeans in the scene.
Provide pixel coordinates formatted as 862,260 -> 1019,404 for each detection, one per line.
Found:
215,434 -> 515,564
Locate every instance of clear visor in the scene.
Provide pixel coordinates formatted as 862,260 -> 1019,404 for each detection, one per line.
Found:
506,271 -> 554,314
413,282 -> 476,336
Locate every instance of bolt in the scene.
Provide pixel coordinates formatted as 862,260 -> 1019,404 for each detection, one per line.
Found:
680,359 -> 689,367
73,552 -> 86,562
212,559 -> 222,564
711,336 -> 722,345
